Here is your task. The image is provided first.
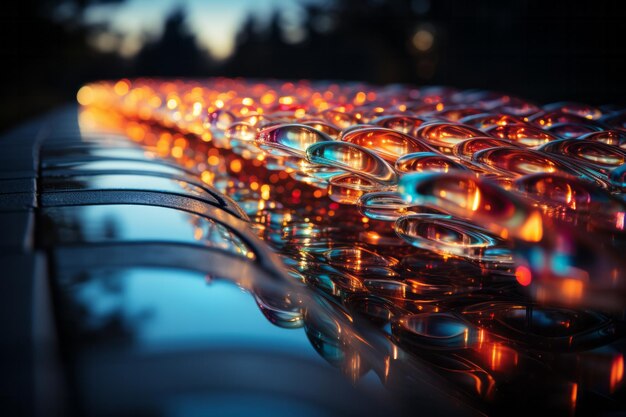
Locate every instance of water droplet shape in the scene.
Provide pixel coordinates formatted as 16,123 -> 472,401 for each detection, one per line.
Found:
395,152 -> 469,174
256,123 -> 334,157
487,124 -> 559,147
545,122 -> 602,139
306,141 -> 398,186
342,126 -> 435,161
393,312 -> 476,350
398,171 -> 544,242
472,146 -> 585,178
372,115 -> 427,135
325,246 -> 399,273
395,213 -> 512,263
357,191 -> 412,221
301,119 -> 341,138
459,113 -> 526,130
531,110 -> 605,128
579,130 -> 626,149
515,173 -> 622,212
415,122 -> 488,149
328,174 -> 390,204
542,102 -> 603,120
539,139 -> 626,170
453,137 -> 521,160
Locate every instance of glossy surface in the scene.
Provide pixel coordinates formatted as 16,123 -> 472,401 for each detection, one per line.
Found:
70,78 -> 626,416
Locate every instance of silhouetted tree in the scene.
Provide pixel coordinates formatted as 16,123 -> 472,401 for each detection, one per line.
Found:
134,8 -> 213,77
220,0 -> 626,105
222,0 -> 425,83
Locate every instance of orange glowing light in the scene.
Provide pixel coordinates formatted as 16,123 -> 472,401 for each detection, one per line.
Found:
518,211 -> 543,242
354,92 -> 367,105
610,354 -> 624,392
113,79 -> 130,96
207,155 -> 220,166
261,184 -> 271,200
561,278 -> 584,300
76,86 -> 95,106
230,159 -> 242,173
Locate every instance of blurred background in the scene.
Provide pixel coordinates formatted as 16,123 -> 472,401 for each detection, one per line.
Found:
3,0 -> 625,131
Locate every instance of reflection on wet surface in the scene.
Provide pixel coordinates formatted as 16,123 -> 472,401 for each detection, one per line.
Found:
56,267 -> 319,355
44,159 -> 192,176
41,205 -> 255,260
43,174 -> 219,204
41,79 -> 626,415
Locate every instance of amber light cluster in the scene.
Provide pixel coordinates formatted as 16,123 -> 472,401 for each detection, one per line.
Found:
77,78 -> 626,412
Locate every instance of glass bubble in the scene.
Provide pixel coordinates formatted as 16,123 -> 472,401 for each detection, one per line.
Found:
343,294 -> 399,327
539,139 -> 626,171
306,141 -> 398,186
472,146 -> 585,179
342,126 -> 435,161
394,214 -> 512,263
579,130 -> 626,149
487,124 -> 559,147
337,124 -> 378,140
328,174 -> 390,204
254,292 -> 303,329
531,110 -> 605,128
304,268 -> 366,297
357,191 -> 412,221
542,102 -> 603,120
395,152 -> 469,174
453,137 -> 521,160
372,115 -> 427,136
434,107 -> 485,123
392,312 -> 477,350
302,308 -> 345,367
458,113 -> 526,130
414,122 -> 488,150
514,172 -> 625,212
256,123 -> 334,157
300,119 -> 341,138
364,279 -> 413,300
319,108 -> 359,129
495,97 -> 541,117
462,302 -> 615,350
398,171 -> 544,242
545,122 -> 603,139
324,246 -> 399,273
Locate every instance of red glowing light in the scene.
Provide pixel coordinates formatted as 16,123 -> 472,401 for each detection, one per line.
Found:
515,265 -> 532,286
